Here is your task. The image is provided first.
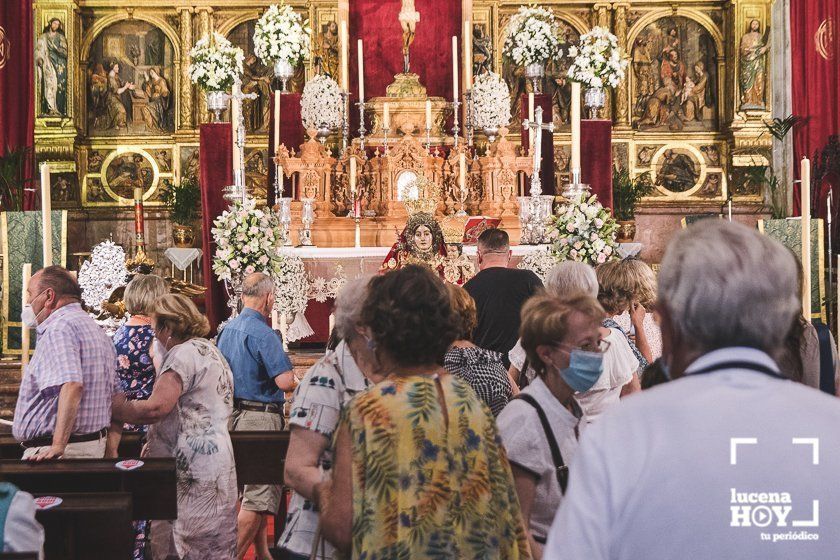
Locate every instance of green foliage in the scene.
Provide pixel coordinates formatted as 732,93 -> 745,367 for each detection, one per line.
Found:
764,115 -> 801,141
612,165 -> 653,220
743,165 -> 785,219
160,176 -> 201,225
0,146 -> 36,212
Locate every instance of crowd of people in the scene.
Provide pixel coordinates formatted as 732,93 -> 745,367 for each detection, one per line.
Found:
7,220 -> 840,559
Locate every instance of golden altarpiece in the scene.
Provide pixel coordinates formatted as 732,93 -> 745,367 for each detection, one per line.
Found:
32,0 -> 775,265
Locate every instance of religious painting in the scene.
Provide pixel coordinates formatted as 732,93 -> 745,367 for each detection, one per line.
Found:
652,147 -> 701,194
696,172 -> 723,198
86,177 -> 108,203
86,20 -> 175,136
472,22 -> 493,77
180,147 -> 200,182
314,21 -> 339,79
244,149 -> 269,201
36,18 -> 68,117
502,15 -> 580,130
631,17 -> 718,132
103,151 -> 157,200
50,172 -> 77,207
731,165 -> 764,197
228,21 -> 305,134
739,19 -> 769,111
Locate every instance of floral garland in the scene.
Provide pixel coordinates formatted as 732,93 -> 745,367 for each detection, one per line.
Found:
517,248 -> 560,283
300,74 -> 343,131
253,3 -> 311,67
567,26 -> 628,89
188,32 -> 244,93
502,6 -> 562,67
275,250 -> 310,319
471,72 -> 511,131
549,193 -> 619,265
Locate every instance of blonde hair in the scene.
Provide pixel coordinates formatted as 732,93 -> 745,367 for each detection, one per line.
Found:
596,258 -> 657,315
152,293 -> 210,339
124,274 -> 169,316
520,294 -> 605,378
447,283 -> 477,340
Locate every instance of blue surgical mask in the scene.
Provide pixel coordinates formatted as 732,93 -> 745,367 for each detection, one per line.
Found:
559,349 -> 604,393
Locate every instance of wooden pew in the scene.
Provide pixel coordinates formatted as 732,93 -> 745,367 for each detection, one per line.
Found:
0,432 -> 143,460
0,554 -> 38,559
34,492 -> 133,559
231,430 -> 289,485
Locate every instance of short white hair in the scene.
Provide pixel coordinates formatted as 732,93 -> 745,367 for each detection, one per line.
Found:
334,275 -> 372,341
658,220 -> 799,352
546,261 -> 599,299
242,272 -> 274,297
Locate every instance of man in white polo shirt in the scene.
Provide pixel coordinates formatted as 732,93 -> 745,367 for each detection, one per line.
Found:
545,220 -> 840,559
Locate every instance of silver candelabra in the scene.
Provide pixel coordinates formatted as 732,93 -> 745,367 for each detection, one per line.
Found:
356,100 -> 367,152
452,99 -> 461,148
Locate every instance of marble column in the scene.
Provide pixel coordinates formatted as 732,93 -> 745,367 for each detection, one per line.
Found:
195,7 -> 213,124
178,8 -> 194,129
614,3 -> 630,127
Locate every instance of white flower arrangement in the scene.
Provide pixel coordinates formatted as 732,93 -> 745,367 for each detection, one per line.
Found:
517,248 -> 560,283
188,32 -> 244,93
471,72 -> 511,131
212,197 -> 284,282
300,74 -> 343,131
78,240 -> 128,314
549,193 -> 620,265
567,26 -> 628,89
502,6 -> 562,67
253,3 -> 311,67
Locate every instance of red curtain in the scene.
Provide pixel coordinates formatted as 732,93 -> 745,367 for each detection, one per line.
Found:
791,0 -> 840,215
581,120 -> 613,209
267,92 -> 303,206
199,123 -> 233,333
0,0 -> 35,210
519,93 -> 555,195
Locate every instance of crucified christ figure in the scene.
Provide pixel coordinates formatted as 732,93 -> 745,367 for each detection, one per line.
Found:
399,0 -> 420,73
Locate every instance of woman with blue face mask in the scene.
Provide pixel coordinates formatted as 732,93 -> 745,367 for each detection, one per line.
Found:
496,294 -> 607,559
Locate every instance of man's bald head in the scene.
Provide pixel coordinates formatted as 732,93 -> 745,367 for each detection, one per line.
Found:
241,272 -> 275,318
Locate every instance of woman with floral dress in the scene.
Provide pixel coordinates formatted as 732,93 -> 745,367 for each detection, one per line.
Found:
106,274 -> 168,560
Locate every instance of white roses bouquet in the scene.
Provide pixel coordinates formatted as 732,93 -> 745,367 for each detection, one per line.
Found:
549,193 -> 619,265
567,26 -> 628,89
502,6 -> 562,67
471,72 -> 511,131
300,74 -> 343,131
188,32 -> 244,93
212,197 -> 284,282
253,3 -> 311,67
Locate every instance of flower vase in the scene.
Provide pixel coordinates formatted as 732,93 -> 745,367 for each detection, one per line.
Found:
206,91 -> 229,122
274,59 -> 295,92
483,126 -> 500,144
316,124 -> 332,144
584,87 -> 606,119
616,220 -> 636,243
524,63 -> 545,93
172,224 -> 195,248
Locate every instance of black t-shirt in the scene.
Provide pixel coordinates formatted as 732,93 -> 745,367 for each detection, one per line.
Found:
464,267 -> 543,363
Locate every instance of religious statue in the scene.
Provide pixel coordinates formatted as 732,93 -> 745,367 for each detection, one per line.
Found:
399,0 -> 420,73
381,211 -> 447,274
441,215 -> 475,285
316,21 -> 340,79
35,18 -> 68,117
739,20 -> 769,110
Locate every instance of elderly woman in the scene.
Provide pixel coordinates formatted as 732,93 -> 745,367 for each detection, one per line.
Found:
278,277 -> 385,560
316,265 -> 530,558
597,258 -> 662,364
498,294 -> 605,559
443,283 -> 512,415
111,294 -> 236,560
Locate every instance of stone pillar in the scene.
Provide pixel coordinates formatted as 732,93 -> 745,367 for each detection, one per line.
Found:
195,7 -> 213,124
614,4 -> 630,127
178,8 -> 194,129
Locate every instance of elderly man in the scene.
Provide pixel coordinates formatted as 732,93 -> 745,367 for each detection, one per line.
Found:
13,265 -> 115,460
216,272 -> 295,560
544,221 -> 840,559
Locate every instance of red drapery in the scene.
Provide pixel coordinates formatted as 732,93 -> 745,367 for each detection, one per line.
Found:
267,92 -> 303,206
0,0 -> 35,210
519,93 -> 555,195
791,0 -> 840,216
581,120 -> 613,209
199,123 -> 233,333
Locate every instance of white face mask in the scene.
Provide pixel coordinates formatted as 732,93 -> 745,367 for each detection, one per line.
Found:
21,290 -> 49,328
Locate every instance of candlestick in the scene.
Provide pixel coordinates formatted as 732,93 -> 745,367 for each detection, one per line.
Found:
349,155 -> 357,219
340,20 -> 349,90
727,199 -> 732,222
354,216 -> 361,248
231,95 -> 241,173
458,151 -> 467,216
39,163 -> 52,267
452,36 -> 459,102
801,156 -> 812,320
464,20 -> 473,91
21,263 -> 32,369
571,82 -> 581,172
357,100 -> 367,151
357,39 -> 365,101
134,186 -> 145,242
528,93 -> 535,155
273,91 -> 281,152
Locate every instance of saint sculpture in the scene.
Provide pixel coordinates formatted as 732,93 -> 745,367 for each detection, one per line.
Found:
399,0 -> 420,73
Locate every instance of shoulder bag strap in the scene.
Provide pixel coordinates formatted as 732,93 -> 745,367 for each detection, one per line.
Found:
515,393 -> 568,494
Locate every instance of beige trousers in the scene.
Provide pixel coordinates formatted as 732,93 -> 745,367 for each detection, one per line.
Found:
21,434 -> 107,460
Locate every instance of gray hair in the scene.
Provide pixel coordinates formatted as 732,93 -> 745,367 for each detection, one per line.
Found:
546,261 -> 599,299
242,272 -> 274,297
124,274 -> 169,315
658,220 -> 799,352
334,275 -> 372,341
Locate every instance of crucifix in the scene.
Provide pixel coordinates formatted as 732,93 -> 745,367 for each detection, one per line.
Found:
226,76 -> 258,205
522,106 -> 555,198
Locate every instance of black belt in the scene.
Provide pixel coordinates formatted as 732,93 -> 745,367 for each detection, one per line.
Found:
685,360 -> 786,380
234,399 -> 282,414
22,427 -> 107,449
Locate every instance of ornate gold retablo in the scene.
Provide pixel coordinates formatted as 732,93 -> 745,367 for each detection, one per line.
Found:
386,72 -> 427,98
367,94 -> 451,139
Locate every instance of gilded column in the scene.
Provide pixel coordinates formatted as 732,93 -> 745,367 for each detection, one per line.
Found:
178,8 -> 194,129
614,3 -> 630,127
195,7 -> 213,124
593,4 -> 612,119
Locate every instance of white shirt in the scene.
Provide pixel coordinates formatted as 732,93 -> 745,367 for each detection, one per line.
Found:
497,377 -> 580,540
612,312 -> 663,360
544,347 -> 840,560
4,490 -> 44,557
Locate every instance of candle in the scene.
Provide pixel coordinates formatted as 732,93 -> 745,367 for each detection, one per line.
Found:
39,163 -> 52,267
273,91 -> 281,152
425,99 -> 432,131
528,93 -> 535,153
452,36 -> 459,101
231,95 -> 241,172
357,39 -> 365,101
728,199 -> 732,222
350,156 -> 357,197
21,262 -> 32,369
571,82 -> 581,171
271,309 -> 279,331
459,152 -> 466,192
340,20 -> 349,90
383,102 -> 390,130
464,20 -> 473,90
801,156 -> 812,320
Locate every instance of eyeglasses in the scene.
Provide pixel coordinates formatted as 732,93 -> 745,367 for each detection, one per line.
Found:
557,339 -> 611,354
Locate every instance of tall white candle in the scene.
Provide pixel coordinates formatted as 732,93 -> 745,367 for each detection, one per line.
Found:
383,102 -> 390,130
231,97 -> 241,172
350,156 -> 357,196
452,36 -> 459,101
464,20 -> 473,90
459,152 -> 466,192
273,91 -> 281,152
571,82 -> 581,171
801,156 -> 812,320
425,99 -> 432,130
21,263 -> 31,369
39,163 -> 52,267
528,93 -> 535,152
340,20 -> 349,90
357,40 -> 365,101
728,199 -> 732,221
